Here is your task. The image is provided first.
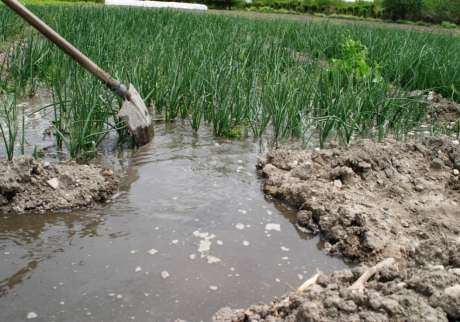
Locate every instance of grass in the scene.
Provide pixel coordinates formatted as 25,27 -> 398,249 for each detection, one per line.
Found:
0,5 -> 459,160
440,21 -> 458,30
0,95 -> 19,161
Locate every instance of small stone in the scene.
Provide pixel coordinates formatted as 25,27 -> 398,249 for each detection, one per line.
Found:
380,298 -> 400,314
161,271 -> 170,279
101,169 -> 113,177
338,300 -> 357,312
209,285 -> 218,291
334,179 -> 343,188
242,240 -> 250,246
47,178 -> 59,190
358,161 -> 372,171
135,266 -> 142,273
449,268 -> 460,275
296,210 -> 313,227
454,169 -> 459,176
291,163 -> 313,180
431,158 -> 444,170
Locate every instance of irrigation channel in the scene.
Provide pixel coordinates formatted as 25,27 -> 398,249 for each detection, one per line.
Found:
2,5 -> 459,321
0,95 -> 347,321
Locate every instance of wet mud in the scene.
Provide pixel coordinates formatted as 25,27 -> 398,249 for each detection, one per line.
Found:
0,157 -> 118,214
213,137 -> 460,322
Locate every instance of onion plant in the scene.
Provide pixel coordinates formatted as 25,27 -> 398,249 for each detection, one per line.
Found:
0,95 -> 18,161
0,4 -> 457,160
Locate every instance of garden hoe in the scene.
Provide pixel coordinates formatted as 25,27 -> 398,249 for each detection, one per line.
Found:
2,0 -> 153,146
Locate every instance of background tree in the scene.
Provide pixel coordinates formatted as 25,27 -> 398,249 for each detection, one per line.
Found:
383,0 -> 423,20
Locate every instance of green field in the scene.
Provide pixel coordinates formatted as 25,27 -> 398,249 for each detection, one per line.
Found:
0,5 -> 459,159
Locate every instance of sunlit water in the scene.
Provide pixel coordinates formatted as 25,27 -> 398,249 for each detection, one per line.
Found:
0,123 -> 347,322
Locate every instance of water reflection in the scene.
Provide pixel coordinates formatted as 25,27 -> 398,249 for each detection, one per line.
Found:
0,212 -> 105,297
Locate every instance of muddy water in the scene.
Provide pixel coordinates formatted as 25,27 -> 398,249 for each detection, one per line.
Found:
0,90 -> 55,158
0,124 -> 347,322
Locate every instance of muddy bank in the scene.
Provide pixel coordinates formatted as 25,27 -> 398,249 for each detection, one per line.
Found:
214,264 -> 460,322
213,137 -> 460,321
257,137 -> 460,265
0,157 -> 118,214
415,90 -> 460,125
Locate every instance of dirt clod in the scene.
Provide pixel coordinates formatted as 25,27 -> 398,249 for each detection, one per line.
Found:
258,137 -> 460,265
0,157 -> 118,214
213,137 -> 460,322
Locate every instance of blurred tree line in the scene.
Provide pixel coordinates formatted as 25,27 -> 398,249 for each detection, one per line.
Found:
382,0 -> 459,24
188,0 -> 459,25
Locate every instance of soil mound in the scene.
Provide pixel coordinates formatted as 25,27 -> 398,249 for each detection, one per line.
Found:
214,265 -> 460,322
0,157 -> 118,214
258,137 -> 460,265
213,137 -> 460,322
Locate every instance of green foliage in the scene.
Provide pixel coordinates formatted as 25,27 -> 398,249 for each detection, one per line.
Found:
421,0 -> 460,24
330,37 -> 372,81
372,0 -> 385,16
440,21 -> 457,29
32,145 -> 45,159
380,0 -> 460,24
0,96 -> 19,161
383,0 -> 423,20
159,0 -> 460,25
258,5 -> 275,12
248,0 -> 376,17
0,5 -> 457,159
312,37 -> 424,147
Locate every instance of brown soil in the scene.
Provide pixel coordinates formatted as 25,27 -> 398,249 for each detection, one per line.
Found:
214,265 -> 460,322
0,157 -> 118,214
426,91 -> 460,125
213,137 -> 460,322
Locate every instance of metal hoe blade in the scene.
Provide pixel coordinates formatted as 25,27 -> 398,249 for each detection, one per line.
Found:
1,0 -> 154,146
118,85 -> 154,146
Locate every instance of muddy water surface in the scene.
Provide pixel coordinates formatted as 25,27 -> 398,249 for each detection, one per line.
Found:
0,124 -> 347,322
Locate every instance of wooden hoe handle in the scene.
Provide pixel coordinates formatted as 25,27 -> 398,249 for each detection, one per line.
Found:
1,0 -> 129,99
